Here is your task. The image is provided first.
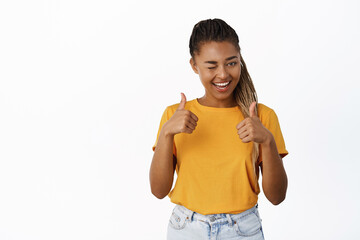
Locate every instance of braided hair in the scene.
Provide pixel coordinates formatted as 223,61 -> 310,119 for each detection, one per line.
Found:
189,18 -> 260,179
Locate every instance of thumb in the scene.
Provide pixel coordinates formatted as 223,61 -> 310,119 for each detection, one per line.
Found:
249,101 -> 257,118
177,92 -> 187,110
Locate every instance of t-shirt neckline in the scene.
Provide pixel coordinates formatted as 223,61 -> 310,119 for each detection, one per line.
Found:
194,98 -> 240,112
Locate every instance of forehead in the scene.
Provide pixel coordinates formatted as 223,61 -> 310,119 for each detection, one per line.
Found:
195,41 -> 239,60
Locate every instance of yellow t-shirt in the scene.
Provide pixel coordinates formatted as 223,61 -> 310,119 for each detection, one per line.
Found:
152,98 -> 288,215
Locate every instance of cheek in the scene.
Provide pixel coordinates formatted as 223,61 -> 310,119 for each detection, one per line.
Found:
198,70 -> 214,82
231,68 -> 241,80
233,66 -> 241,75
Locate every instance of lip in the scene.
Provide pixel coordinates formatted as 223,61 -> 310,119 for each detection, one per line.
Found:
212,81 -> 231,92
213,81 -> 230,84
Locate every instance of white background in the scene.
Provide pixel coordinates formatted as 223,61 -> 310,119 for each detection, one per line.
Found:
1,0 -> 359,239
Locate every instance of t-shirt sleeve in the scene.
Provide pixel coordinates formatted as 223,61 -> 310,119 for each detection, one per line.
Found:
258,109 -> 289,163
152,107 -> 177,156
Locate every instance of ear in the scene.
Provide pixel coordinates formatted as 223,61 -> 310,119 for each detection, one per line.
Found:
189,58 -> 199,74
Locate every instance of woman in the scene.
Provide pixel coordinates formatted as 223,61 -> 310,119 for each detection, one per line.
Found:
150,18 -> 289,239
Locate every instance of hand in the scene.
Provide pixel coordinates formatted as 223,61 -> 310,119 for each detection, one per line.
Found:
236,101 -> 272,144
163,93 -> 199,136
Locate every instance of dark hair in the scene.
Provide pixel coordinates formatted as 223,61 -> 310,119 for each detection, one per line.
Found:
189,18 -> 240,58
189,18 -> 260,177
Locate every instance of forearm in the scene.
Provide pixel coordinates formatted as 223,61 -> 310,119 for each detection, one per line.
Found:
149,124 -> 176,199
260,134 -> 288,205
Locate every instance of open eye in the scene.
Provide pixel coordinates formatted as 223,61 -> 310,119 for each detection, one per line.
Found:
208,67 -> 216,69
227,62 -> 237,66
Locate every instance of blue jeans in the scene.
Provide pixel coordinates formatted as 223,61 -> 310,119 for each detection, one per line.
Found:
167,204 -> 265,240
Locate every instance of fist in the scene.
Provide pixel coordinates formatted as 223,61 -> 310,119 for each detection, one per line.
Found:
164,93 -> 199,136
236,101 -> 271,143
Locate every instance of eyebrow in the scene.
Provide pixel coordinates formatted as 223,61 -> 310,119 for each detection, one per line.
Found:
204,56 -> 238,64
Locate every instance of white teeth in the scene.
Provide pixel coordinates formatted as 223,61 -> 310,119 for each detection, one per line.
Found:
214,81 -> 230,86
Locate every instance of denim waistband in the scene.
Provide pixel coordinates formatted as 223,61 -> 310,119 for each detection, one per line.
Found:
174,204 -> 258,226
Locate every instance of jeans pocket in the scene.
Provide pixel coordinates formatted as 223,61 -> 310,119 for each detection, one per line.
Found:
168,209 -> 187,230
234,211 -> 262,237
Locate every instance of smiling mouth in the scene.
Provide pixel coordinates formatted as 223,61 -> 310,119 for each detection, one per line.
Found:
212,81 -> 231,91
212,81 -> 231,87
212,81 -> 231,92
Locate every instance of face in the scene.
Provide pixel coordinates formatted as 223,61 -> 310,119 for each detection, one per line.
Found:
190,41 -> 241,106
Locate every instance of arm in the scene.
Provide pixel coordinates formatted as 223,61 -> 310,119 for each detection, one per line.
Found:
149,93 -> 198,199
259,133 -> 288,205
149,123 -> 177,199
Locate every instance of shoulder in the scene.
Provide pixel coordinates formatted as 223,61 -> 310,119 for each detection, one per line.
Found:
165,99 -> 197,113
257,103 -> 276,121
258,102 -> 274,114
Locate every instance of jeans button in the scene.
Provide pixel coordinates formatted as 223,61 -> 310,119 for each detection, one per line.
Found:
209,216 -> 216,222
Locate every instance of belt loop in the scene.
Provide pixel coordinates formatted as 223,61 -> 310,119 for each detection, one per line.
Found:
226,214 -> 233,227
187,210 -> 195,222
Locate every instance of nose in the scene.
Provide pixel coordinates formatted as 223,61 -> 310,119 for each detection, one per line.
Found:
216,65 -> 229,80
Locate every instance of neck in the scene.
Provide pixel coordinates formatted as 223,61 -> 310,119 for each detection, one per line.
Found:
198,96 -> 237,108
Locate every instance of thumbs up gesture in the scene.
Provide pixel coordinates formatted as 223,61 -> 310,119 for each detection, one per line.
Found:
236,101 -> 272,144
163,93 -> 199,136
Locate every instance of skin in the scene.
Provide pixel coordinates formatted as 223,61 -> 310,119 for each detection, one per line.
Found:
189,41 -> 241,108
150,41 -> 287,205
236,102 -> 288,205
149,93 -> 198,199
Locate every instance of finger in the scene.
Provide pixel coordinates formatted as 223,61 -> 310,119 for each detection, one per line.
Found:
187,117 -> 197,127
183,111 -> 197,125
190,112 -> 199,122
185,121 -> 197,130
236,119 -> 247,130
241,135 -> 252,143
184,125 -> 195,134
177,92 -> 187,110
249,101 -> 256,118
180,124 -> 192,133
238,128 -> 248,139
